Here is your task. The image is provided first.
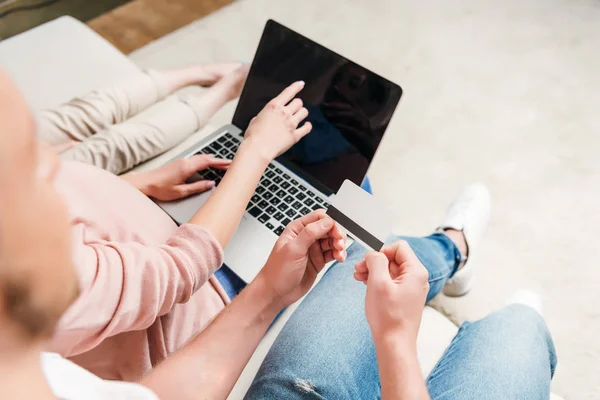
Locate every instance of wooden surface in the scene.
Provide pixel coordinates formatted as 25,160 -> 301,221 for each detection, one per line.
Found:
88,0 -> 236,54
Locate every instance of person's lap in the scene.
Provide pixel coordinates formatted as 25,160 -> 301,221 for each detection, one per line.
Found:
246,241 -> 382,399
244,233 -> 460,399
426,304 -> 556,400
243,235 -> 556,399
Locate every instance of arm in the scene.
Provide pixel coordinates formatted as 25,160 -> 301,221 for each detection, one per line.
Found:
186,81 -> 311,248
53,224 -> 223,356
141,210 -> 347,400
142,274 -> 279,400
119,81 -> 311,248
186,141 -> 268,247
187,81 -> 311,247
375,334 -> 429,400
355,243 -> 432,400
117,129 -> 274,246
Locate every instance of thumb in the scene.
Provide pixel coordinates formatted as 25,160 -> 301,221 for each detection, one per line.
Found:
294,217 -> 334,253
364,252 -> 391,286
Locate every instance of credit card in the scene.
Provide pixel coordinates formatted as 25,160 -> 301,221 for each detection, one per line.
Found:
326,180 -> 395,251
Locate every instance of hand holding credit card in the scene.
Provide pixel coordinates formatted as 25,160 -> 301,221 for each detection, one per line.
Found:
326,180 -> 396,251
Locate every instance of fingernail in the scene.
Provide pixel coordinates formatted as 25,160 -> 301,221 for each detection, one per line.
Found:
320,218 -> 333,229
297,80 -> 305,86
207,181 -> 216,187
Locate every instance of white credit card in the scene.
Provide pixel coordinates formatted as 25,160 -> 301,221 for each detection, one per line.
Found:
326,179 -> 395,251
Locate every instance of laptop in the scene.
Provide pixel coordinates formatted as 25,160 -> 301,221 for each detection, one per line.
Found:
157,20 -> 403,282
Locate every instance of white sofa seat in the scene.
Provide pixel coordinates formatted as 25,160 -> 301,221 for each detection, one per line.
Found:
0,17 -> 139,111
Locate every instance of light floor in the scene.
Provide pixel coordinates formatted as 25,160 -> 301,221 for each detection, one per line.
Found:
128,0 -> 600,397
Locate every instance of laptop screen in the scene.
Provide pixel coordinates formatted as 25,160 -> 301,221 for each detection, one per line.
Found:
233,20 -> 402,195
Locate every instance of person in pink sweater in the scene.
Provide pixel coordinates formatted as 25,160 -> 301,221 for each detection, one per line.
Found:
33,68 -> 318,379
0,65 -> 345,400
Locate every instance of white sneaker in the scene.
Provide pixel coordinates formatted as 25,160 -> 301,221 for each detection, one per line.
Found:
437,183 -> 491,297
507,289 -> 544,316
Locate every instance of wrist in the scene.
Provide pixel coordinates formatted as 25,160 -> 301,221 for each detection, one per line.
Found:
238,137 -> 274,166
373,328 -> 418,356
245,274 -> 286,318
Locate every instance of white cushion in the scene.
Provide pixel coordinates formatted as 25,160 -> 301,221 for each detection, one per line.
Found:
0,16 -> 139,110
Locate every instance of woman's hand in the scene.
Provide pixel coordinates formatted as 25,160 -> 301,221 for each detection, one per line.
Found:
354,241 -> 429,342
123,154 -> 231,201
243,81 -> 313,162
257,210 -> 346,308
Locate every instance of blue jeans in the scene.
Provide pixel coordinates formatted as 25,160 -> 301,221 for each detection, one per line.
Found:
244,235 -> 557,399
214,264 -> 246,300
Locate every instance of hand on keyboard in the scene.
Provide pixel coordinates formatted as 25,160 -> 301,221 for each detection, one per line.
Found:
134,154 -> 231,201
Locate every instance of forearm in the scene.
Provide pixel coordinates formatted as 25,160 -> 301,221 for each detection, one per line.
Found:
375,334 -> 430,400
188,141 -> 269,247
141,276 -> 281,400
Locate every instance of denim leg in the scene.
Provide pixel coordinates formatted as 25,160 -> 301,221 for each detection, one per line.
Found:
400,233 -> 462,302
426,304 -> 557,400
244,233 -> 461,400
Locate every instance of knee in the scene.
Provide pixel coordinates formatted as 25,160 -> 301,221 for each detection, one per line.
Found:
494,304 -> 549,337
477,304 -> 557,375
246,374 -> 325,400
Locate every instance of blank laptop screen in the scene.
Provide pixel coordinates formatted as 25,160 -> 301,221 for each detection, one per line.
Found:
233,20 -> 402,194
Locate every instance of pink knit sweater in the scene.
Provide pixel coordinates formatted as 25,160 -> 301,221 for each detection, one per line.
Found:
48,161 -> 229,381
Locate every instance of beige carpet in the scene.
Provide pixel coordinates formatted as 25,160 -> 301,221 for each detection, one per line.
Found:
129,0 -> 600,397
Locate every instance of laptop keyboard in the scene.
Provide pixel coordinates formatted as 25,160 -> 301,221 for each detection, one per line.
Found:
194,133 -> 238,185
194,133 -> 329,236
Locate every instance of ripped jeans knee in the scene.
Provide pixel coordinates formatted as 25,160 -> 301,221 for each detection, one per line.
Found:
245,373 -> 330,399
293,379 -> 323,398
